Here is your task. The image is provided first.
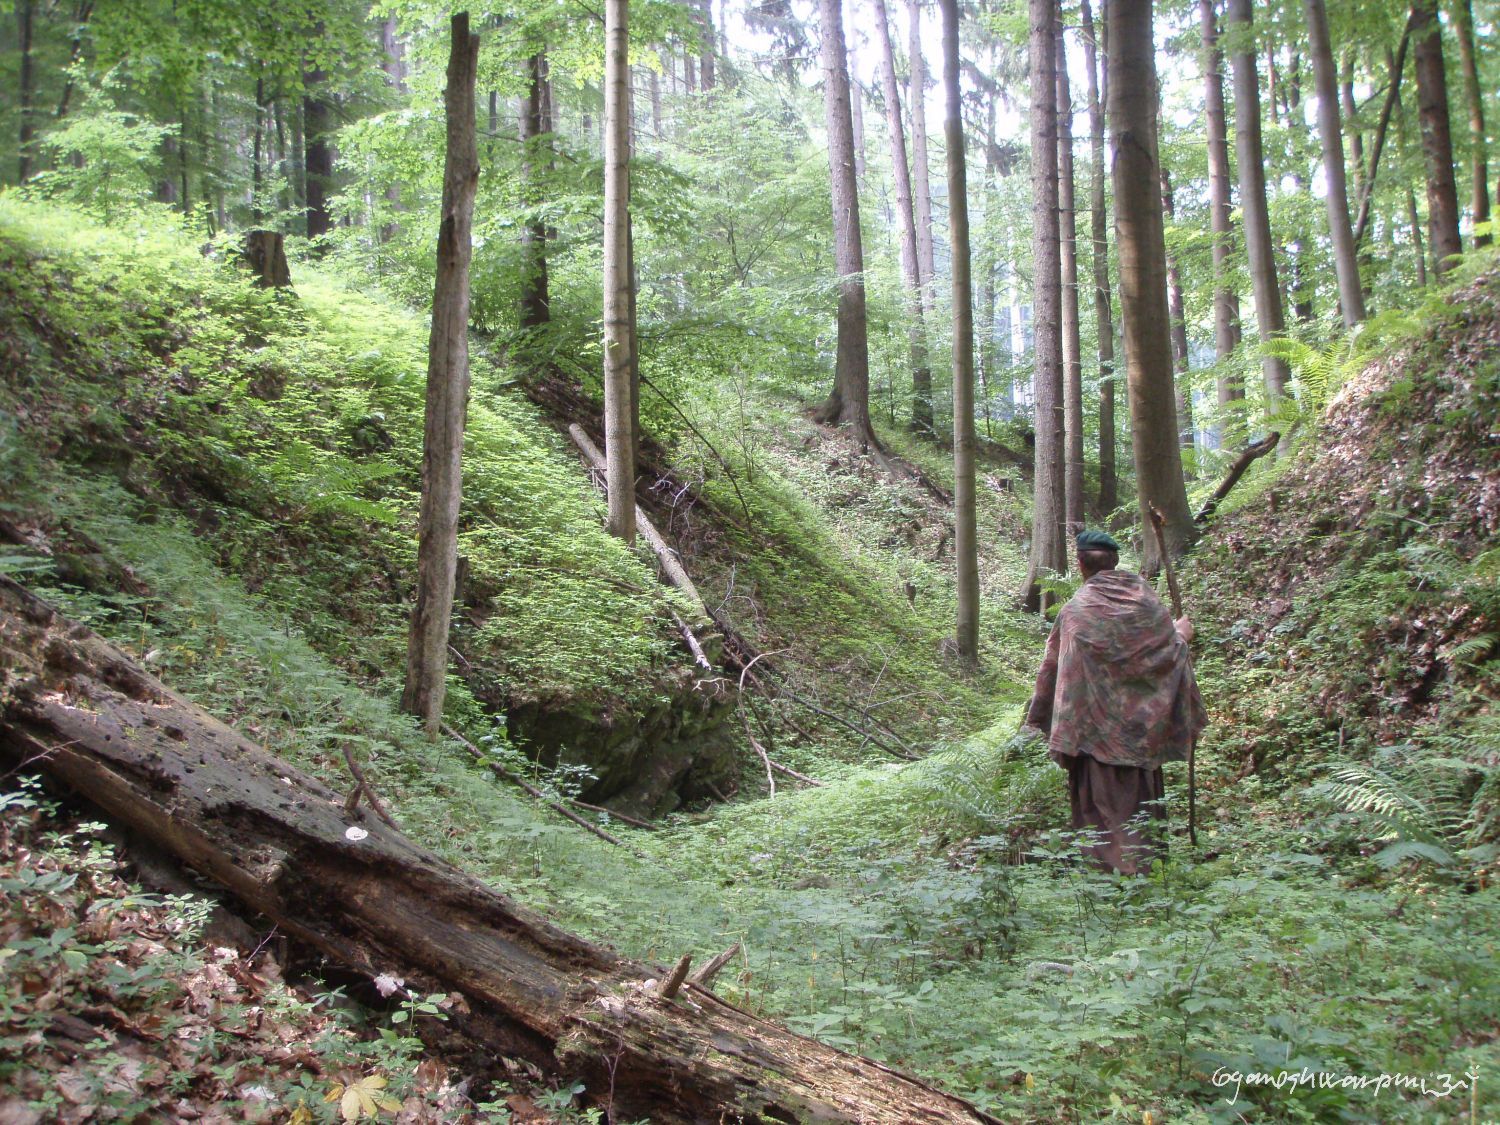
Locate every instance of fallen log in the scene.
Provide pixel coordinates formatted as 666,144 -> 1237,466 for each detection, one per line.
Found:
1195,431 -> 1281,525
0,577 -> 999,1125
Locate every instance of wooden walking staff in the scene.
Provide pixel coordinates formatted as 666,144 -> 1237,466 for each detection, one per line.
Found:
1148,504 -> 1197,846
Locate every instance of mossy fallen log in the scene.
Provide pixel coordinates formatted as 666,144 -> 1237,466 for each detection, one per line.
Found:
0,577 -> 1000,1125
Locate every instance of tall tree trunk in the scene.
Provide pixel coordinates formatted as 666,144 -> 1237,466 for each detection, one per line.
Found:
939,0 -> 979,670
1411,0 -> 1463,275
520,51 -> 552,331
1449,0 -> 1488,247
814,0 -> 877,442
650,62 -> 663,135
1161,168 -> 1195,467
1353,28 -> 1414,246
1082,0 -> 1117,513
1396,79 -> 1430,286
380,15 -> 409,241
697,0 -> 716,89
401,14 -> 480,737
53,1 -> 94,124
1056,24 -> 1084,539
851,79 -> 866,183
873,0 -> 932,434
252,73 -> 268,224
17,0 -> 35,183
1305,0 -> 1366,324
1226,0 -> 1291,404
304,67 -> 335,241
1197,0 -> 1244,412
604,0 -> 637,542
1109,0 -> 1194,572
907,0 -> 937,433
1019,0 -> 1067,611
1340,54 -> 1375,308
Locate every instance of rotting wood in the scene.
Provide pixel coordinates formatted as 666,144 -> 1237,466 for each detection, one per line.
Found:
659,953 -> 693,1000
691,942 -> 742,989
1195,432 -> 1281,524
568,799 -> 657,830
341,742 -> 399,830
0,578 -> 1003,1125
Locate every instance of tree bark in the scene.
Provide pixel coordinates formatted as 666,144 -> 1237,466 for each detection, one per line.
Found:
940,0 -> 979,671
401,15 -> 480,736
1160,168 -> 1195,467
1082,0 -> 1117,513
1304,0 -> 1366,325
1411,0 -> 1462,276
814,0 -> 877,443
907,0 -> 937,433
379,15 -> 409,242
0,578 -> 1003,1125
604,0 -> 638,542
1449,0 -> 1488,247
1352,26 -> 1412,246
697,0 -> 716,90
520,51 -> 552,331
1019,0 -> 1067,611
17,0 -> 35,183
303,68 -> 335,241
1056,23 -> 1085,540
241,231 -> 293,289
851,79 -> 866,183
1109,0 -> 1195,572
1226,0 -> 1291,404
1197,0 -> 1244,412
873,0 -> 932,436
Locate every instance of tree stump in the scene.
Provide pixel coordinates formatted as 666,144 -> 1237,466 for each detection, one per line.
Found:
241,230 -> 293,289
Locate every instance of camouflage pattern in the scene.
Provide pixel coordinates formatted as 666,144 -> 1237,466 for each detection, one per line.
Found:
1025,569 -> 1207,770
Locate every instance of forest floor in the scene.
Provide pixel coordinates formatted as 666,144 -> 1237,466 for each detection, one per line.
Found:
2,201 -> 1497,1123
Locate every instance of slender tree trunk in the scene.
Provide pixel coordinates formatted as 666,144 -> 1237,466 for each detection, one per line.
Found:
1197,0 -> 1244,412
1226,0 -> 1291,404
938,0 -> 979,670
304,67 -> 335,241
604,0 -> 637,542
1396,80 -> 1430,286
685,54 -> 697,94
813,0 -> 877,441
697,0 -> 716,90
650,62 -> 663,135
1110,0 -> 1194,572
873,0 -> 932,433
1019,0 -> 1067,611
1449,0 -> 1489,247
1411,0 -> 1463,275
1340,54 -> 1375,308
520,52 -> 551,331
1161,168 -> 1195,467
401,15 -> 480,737
1082,0 -> 1117,513
1304,0 -> 1366,324
1353,27 -> 1413,245
54,1 -> 94,124
17,0 -> 35,183
907,0 -> 937,433
379,15 -> 409,241
1056,24 -> 1084,539
851,79 -> 866,183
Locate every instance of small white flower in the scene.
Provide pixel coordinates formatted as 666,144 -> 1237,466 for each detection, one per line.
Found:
373,973 -> 405,998
344,826 -> 369,842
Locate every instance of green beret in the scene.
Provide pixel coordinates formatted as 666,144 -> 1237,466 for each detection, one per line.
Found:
1076,529 -> 1120,552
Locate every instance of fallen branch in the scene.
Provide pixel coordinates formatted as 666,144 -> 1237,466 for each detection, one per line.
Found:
1195,432 -> 1281,524
567,799 -> 657,830
340,742 -> 399,830
1352,22 -> 1414,247
638,369 -> 755,528
773,688 -> 918,760
658,953 -> 693,1001
691,943 -> 742,989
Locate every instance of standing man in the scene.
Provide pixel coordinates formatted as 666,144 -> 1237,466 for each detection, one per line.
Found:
1024,530 -> 1207,874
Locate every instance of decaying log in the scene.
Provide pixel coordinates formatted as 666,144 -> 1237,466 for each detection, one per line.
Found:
0,578 -> 1000,1124
691,942 -> 742,989
1195,431 -> 1281,524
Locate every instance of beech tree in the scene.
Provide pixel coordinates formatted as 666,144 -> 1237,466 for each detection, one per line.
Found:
520,50 -> 551,331
873,0 -> 931,428
604,0 -> 637,541
1019,0 -> 1066,612
1108,0 -> 1194,570
939,0 -> 978,669
1161,169 -> 1195,464
906,0 -> 937,433
1411,0 -> 1462,276
1226,0 -> 1291,404
1197,0 -> 1243,410
1450,0 -> 1489,248
1056,24 -> 1084,539
1081,0 -> 1116,513
814,0 -> 877,444
1304,0 -> 1365,325
401,13 -> 480,736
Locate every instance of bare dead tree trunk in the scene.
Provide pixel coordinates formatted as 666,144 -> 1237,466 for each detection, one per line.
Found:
1056,23 -> 1085,540
873,0 -> 932,434
1304,0 -> 1366,325
0,579 -> 1005,1125
814,0 -> 878,443
1411,0 -> 1462,276
520,51 -> 552,331
604,0 -> 638,542
1109,0 -> 1195,572
1226,0 -> 1291,405
1020,0 -> 1067,611
939,0 -> 979,670
907,0 -> 937,434
1161,168 -> 1195,467
1197,0 -> 1244,413
1082,0 -> 1118,513
17,0 -> 35,183
401,15 -> 480,736
1450,0 -> 1489,247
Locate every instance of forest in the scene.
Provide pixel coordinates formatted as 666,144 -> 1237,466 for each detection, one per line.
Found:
0,0 -> 1496,1120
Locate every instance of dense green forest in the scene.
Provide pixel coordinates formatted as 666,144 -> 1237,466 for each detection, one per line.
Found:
0,0 -> 1496,1121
